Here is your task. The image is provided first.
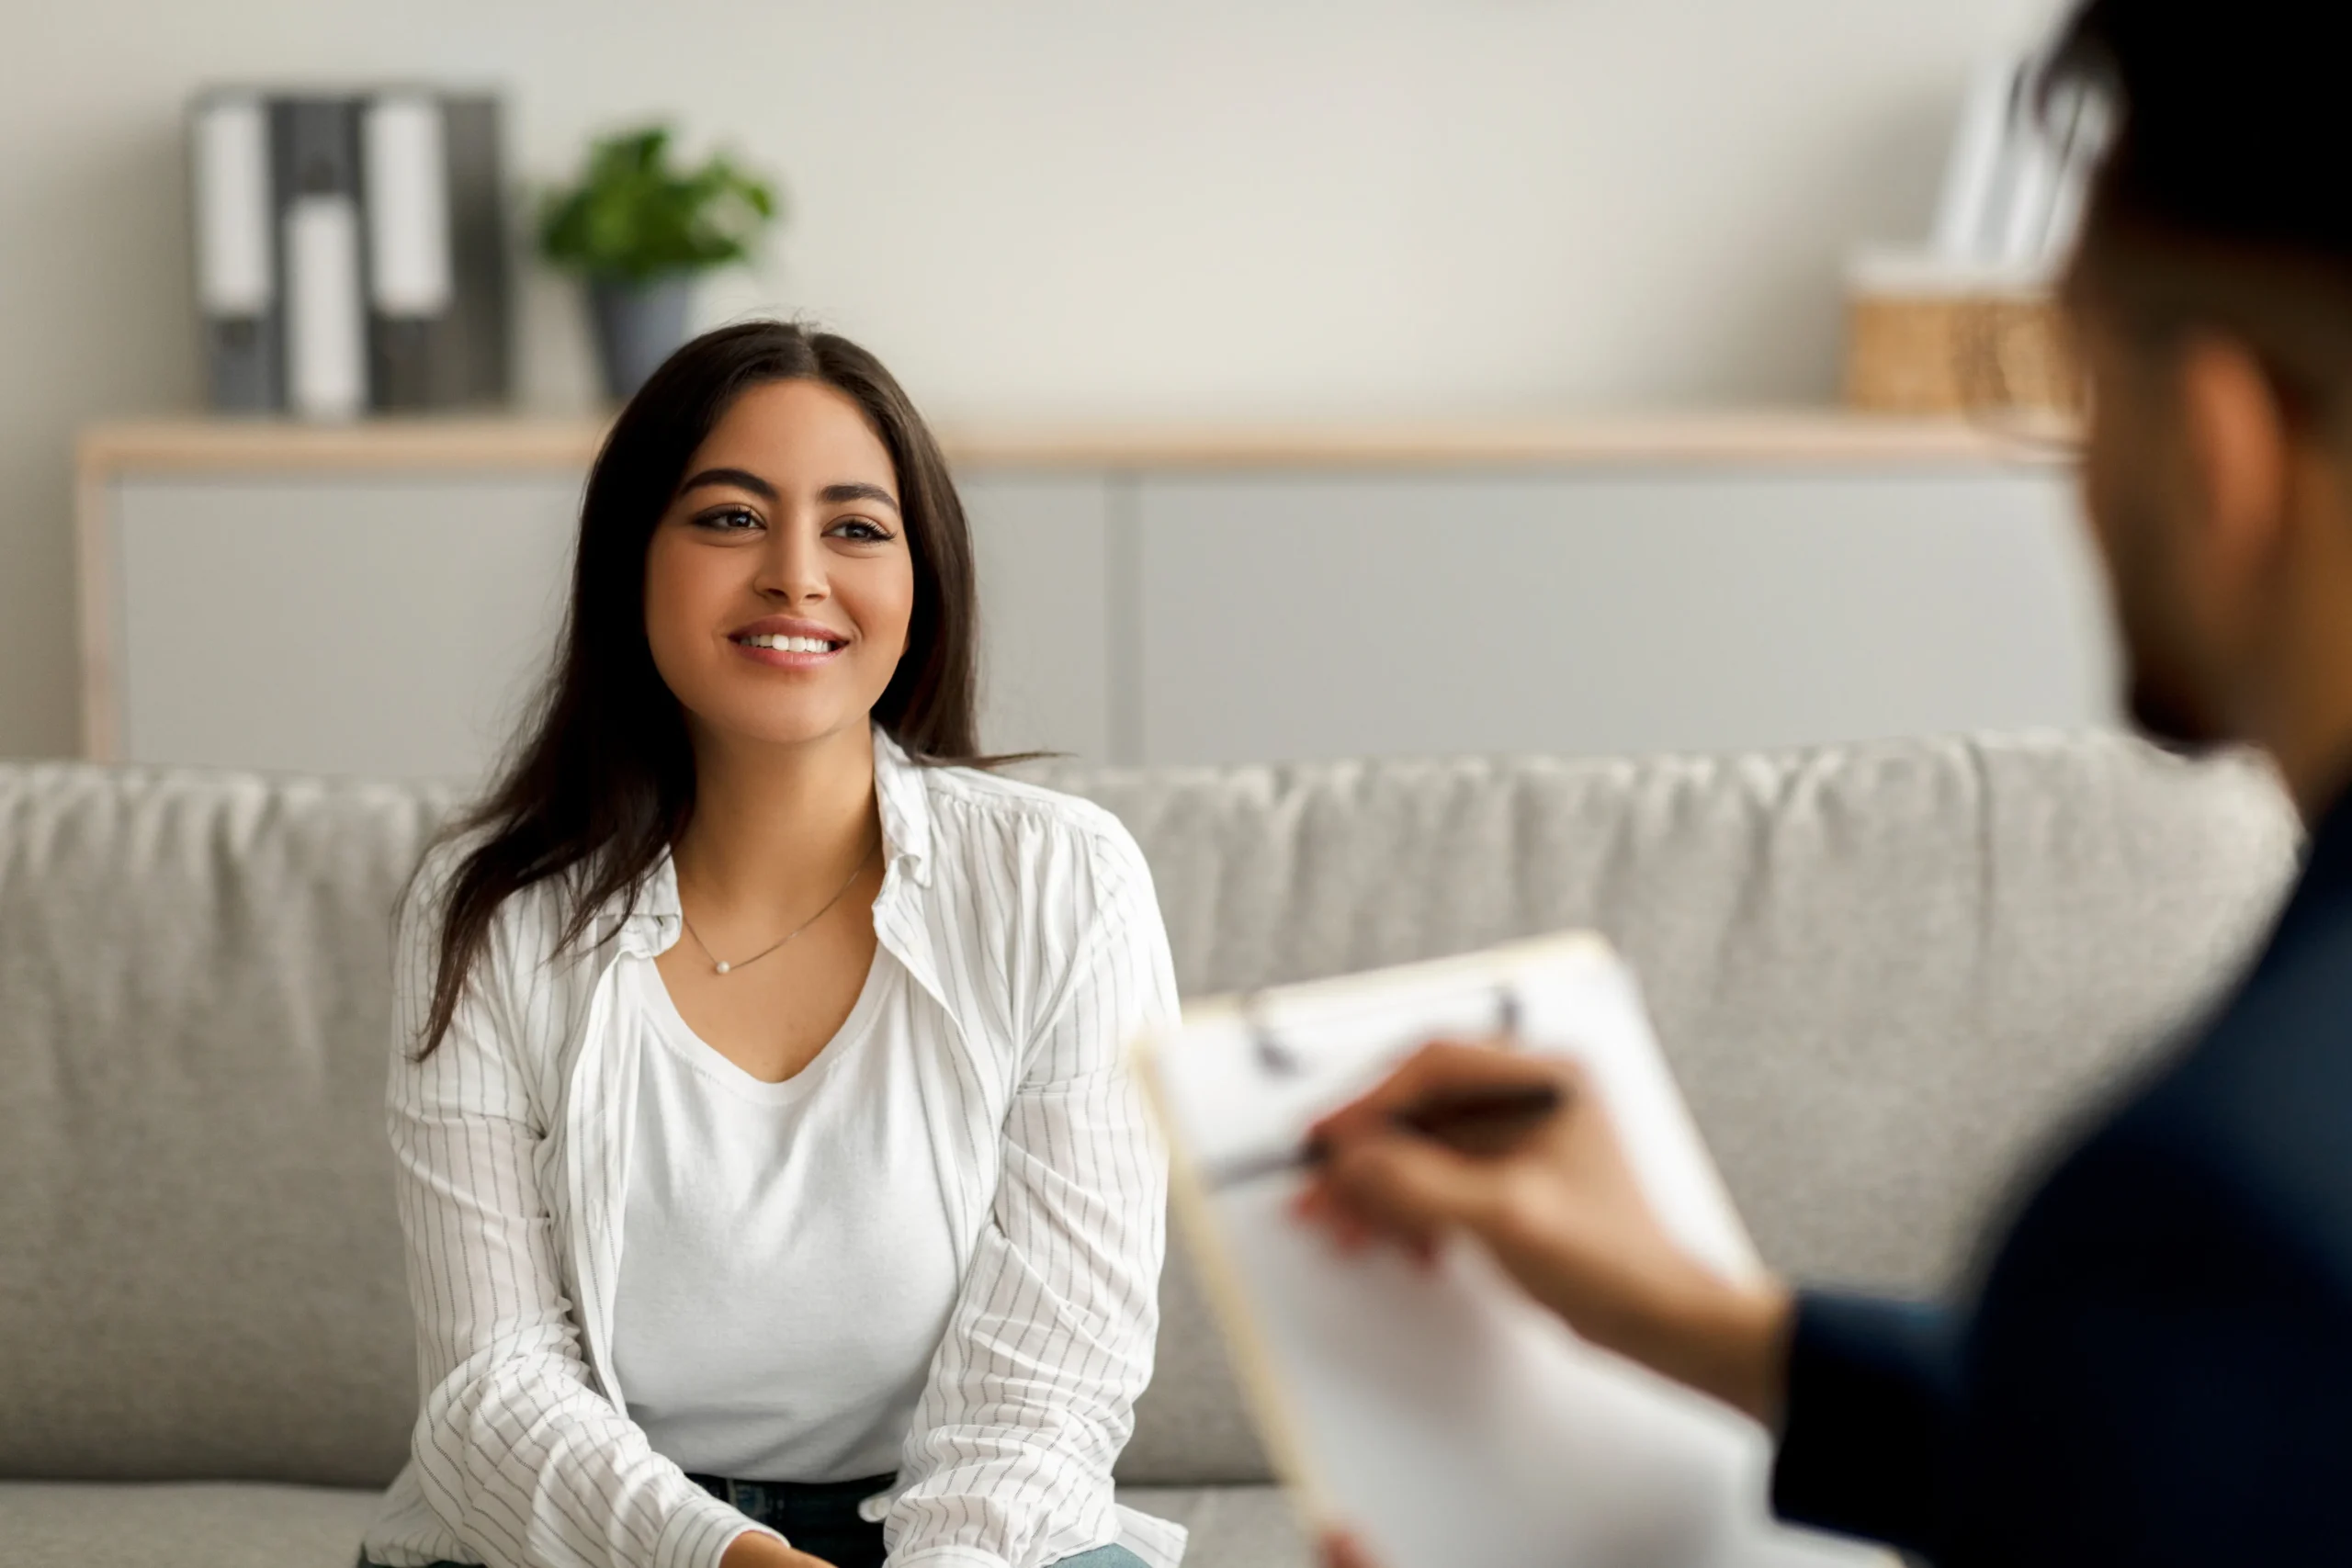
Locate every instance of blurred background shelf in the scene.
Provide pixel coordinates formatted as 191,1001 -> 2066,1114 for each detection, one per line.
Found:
79,410 -> 2072,473
77,411 -> 2110,779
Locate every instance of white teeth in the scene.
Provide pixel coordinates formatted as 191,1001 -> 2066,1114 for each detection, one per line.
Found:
741,634 -> 837,653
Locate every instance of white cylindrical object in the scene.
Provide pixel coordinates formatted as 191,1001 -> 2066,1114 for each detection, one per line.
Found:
286,194 -> 368,420
1998,130 -> 2063,268
1929,59 -> 2019,262
193,97 -> 274,316
363,94 -> 454,317
2036,90 -> 2111,265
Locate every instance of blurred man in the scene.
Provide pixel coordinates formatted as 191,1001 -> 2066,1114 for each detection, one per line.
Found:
1303,2 -> 2352,1562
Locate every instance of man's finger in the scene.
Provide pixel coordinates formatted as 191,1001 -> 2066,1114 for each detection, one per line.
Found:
1323,1128 -> 1503,1237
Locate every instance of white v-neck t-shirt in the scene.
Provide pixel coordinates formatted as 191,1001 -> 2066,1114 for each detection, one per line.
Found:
609,949 -> 962,1483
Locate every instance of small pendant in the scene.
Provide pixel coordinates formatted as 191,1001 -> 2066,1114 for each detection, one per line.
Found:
714,961 -> 731,975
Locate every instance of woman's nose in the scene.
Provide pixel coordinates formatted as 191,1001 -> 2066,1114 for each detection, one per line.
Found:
753,523 -> 826,603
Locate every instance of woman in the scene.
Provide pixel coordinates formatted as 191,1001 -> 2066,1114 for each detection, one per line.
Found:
361,322 -> 1179,1568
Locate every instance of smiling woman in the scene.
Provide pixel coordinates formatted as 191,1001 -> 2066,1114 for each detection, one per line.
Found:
363,322 -> 1179,1568
644,382 -> 919,767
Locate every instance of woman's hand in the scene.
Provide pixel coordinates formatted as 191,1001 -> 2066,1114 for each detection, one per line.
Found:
719,1530 -> 836,1568
1294,1042 -> 1793,1423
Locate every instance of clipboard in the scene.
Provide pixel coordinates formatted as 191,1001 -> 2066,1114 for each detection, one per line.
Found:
1135,934 -> 1891,1568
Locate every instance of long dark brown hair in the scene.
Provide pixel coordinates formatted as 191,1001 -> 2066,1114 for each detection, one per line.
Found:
415,321 -> 987,1056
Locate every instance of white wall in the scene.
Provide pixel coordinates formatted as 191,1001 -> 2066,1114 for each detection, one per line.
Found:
0,0 -> 2063,758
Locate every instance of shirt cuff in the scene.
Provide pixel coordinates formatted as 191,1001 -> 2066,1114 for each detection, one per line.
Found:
1771,1289 -> 1960,1553
653,1488 -> 790,1568
885,1549 -> 1009,1568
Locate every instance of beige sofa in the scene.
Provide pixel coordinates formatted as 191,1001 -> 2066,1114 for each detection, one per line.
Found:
0,733 -> 2301,1567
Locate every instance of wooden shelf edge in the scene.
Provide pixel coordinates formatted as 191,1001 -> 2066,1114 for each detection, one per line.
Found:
76,417 -> 613,475
933,412 -> 2074,468
76,410 -> 2076,478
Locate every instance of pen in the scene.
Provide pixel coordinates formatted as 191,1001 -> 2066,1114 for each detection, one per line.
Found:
1204,1082 -> 1567,1191
1357,1080 -> 1567,1158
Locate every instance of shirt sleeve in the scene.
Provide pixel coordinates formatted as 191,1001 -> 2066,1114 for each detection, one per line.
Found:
885,825 -> 1180,1568
1770,1290 -> 1964,1554
386,857 -> 783,1568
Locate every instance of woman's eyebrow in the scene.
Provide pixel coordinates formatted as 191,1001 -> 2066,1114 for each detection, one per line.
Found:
677,467 -> 777,502
822,481 -> 901,514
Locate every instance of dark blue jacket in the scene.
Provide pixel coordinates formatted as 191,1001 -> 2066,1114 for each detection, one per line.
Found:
1772,787 -> 2352,1565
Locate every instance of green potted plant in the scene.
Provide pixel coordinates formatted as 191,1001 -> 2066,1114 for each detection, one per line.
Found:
538,125 -> 780,400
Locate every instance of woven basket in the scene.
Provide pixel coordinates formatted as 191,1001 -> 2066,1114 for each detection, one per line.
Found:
1843,286 -> 2081,416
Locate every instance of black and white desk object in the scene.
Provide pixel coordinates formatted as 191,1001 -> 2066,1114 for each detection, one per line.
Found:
189,86 -> 509,418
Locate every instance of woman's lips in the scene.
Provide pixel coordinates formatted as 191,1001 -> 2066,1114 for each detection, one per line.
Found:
729,631 -> 846,670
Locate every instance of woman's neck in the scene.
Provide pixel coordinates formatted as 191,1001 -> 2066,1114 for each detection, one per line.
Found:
672,721 -> 880,917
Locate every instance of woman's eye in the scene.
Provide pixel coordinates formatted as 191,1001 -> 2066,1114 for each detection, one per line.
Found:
694,505 -> 763,533
829,516 -> 895,543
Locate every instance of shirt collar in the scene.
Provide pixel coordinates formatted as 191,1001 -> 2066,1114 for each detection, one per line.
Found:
616,725 -> 933,956
872,726 -> 935,890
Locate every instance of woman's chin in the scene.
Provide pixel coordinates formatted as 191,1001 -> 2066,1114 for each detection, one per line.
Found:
687,700 -> 876,756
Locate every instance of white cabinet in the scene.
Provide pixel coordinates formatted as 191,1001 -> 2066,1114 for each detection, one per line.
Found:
962,476 -> 1117,761
1132,468 -> 2113,764
113,476 -> 581,776
79,419 -> 2116,779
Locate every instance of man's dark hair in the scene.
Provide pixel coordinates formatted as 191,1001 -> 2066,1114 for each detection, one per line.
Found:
2048,1 -> 2352,412
2050,1 -> 2352,265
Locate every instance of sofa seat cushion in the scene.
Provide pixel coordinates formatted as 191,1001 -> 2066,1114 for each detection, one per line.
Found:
0,1480 -> 380,1566
1120,1486 -> 1309,1568
0,1480 -> 1307,1568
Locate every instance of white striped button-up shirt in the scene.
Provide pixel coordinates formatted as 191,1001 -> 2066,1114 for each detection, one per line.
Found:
363,731 -> 1185,1568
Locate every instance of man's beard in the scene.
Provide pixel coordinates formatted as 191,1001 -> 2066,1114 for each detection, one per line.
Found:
2107,512 -> 2231,755
2126,666 -> 2230,756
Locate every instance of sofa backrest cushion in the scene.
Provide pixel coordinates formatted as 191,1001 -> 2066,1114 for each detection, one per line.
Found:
0,735 -> 2300,1489
1,768 -> 455,1486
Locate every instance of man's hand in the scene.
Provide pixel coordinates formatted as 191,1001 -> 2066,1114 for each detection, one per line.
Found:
1294,1041 -> 1792,1423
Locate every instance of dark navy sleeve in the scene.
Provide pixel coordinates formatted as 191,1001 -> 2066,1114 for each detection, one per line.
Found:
1770,1291 -> 1963,1554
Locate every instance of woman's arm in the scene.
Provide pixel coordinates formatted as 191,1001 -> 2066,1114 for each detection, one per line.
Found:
885,827 -> 1177,1568
389,868 -> 793,1568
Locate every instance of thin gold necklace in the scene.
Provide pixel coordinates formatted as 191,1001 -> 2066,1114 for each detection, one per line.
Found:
678,837 -> 878,976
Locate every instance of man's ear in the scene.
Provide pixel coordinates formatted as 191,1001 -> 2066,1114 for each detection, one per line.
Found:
2175,334 -> 2292,588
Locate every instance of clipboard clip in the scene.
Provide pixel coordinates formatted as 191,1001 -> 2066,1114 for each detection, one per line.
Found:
1202,983 -> 1537,1190
1247,996 -> 1306,1077
1243,983 -> 1522,1082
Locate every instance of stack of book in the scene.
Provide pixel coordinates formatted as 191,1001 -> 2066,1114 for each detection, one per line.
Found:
1843,54 -> 2105,417
191,89 -> 510,420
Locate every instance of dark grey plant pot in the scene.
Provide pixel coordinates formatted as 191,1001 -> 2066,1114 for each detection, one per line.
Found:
587,274 -> 696,402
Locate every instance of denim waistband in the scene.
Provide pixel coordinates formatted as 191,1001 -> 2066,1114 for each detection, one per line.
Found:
687,1470 -> 897,1523
686,1476 -> 898,1504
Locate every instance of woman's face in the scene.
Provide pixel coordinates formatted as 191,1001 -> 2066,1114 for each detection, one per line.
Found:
643,378 -> 916,753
